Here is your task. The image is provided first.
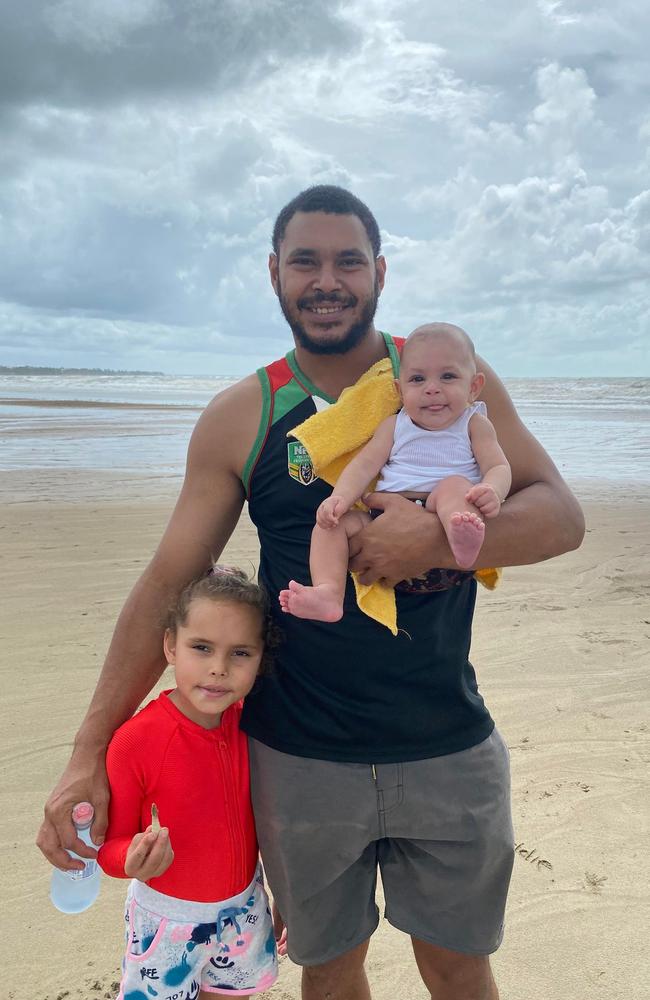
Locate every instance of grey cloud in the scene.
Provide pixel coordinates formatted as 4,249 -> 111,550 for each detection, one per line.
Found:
402,0 -> 650,133
1,0 -> 649,375
0,0 -> 357,109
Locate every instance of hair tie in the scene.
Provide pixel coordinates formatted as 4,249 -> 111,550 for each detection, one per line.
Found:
208,563 -> 238,577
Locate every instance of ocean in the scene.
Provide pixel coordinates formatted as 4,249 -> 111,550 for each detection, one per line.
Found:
1,372 -> 649,499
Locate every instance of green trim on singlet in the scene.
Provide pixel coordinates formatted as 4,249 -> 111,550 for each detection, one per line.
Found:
241,367 -> 272,496
270,378 -> 312,424
383,330 -> 401,373
241,332 -> 401,497
285,350 -> 337,404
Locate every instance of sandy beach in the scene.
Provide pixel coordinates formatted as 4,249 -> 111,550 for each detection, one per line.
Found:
2,467 -> 649,1000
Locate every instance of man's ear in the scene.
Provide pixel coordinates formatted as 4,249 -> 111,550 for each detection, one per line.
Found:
375,255 -> 387,294
269,253 -> 280,297
470,371 -> 486,400
163,629 -> 176,665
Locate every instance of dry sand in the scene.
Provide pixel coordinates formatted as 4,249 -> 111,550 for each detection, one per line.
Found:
2,468 -> 649,1000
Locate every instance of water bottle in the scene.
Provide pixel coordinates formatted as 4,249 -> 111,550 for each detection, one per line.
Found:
50,802 -> 101,913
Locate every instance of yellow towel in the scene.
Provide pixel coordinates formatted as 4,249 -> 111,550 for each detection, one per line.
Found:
289,357 -> 501,634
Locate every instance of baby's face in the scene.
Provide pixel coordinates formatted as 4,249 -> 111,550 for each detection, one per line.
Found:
397,335 -> 484,431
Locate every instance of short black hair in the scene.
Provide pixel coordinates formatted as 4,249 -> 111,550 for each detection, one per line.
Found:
272,185 -> 381,258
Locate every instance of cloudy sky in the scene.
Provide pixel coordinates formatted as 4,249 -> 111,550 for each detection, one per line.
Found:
1,0 -> 648,376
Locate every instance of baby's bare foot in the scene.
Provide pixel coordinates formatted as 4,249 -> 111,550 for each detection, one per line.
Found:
279,580 -> 344,622
447,511 -> 485,569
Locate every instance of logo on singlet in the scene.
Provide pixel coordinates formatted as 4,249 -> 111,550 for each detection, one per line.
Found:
287,441 -> 318,486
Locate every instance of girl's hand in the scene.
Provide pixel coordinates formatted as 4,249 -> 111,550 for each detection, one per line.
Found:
124,826 -> 174,881
317,495 -> 349,528
466,483 -> 501,518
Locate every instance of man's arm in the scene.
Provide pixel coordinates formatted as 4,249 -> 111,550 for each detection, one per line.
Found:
37,376 -> 262,869
349,357 -> 585,585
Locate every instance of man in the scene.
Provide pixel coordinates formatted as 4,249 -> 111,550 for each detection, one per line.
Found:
38,186 -> 584,1000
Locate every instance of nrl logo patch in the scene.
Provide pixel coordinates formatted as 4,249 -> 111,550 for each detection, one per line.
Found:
287,441 -> 318,486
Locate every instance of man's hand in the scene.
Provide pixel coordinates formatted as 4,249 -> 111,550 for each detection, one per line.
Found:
316,494 -> 350,528
36,745 -> 110,871
125,826 -> 174,881
349,492 -> 450,585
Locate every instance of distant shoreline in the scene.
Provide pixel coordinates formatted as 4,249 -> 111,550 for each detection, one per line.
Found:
0,397 -> 199,410
0,365 -> 164,376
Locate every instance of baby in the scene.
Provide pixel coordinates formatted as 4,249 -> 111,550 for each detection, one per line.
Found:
280,322 -> 511,624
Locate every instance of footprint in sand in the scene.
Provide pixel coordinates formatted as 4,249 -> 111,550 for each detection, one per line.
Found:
584,871 -> 607,893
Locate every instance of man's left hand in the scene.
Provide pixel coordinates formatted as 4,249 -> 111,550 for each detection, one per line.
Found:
348,492 -> 450,586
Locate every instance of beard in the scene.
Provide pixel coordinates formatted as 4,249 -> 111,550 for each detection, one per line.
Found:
277,277 -> 380,356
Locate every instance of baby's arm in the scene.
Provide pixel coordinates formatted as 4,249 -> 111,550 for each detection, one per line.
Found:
466,413 -> 512,518
97,729 -> 173,881
316,415 -> 397,528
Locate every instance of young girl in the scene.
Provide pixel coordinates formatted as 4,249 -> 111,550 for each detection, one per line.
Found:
98,567 -> 279,999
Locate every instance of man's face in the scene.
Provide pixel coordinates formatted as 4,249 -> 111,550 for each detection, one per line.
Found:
269,211 -> 386,355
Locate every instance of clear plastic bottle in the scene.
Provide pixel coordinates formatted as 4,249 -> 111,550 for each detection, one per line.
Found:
49,802 -> 101,914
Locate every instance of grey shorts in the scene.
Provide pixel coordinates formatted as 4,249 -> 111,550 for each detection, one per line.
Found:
249,730 -> 514,965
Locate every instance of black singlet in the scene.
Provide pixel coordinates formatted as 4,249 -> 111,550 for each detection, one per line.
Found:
240,332 -> 494,763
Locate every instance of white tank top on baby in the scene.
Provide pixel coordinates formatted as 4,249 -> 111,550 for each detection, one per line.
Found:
375,401 -> 487,494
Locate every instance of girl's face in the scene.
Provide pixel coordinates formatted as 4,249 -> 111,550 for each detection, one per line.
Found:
164,598 -> 264,729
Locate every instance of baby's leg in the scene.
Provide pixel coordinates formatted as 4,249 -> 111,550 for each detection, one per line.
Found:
279,510 -> 371,622
426,476 -> 485,569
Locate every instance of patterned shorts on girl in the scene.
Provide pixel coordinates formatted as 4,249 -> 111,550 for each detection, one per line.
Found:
119,864 -> 278,998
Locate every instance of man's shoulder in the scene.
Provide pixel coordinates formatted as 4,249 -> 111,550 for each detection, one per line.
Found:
188,360 -> 294,481
202,371 -> 263,419
190,371 -> 264,468
198,354 -> 294,426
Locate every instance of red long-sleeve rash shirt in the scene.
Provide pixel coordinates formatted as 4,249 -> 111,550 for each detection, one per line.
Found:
97,692 -> 258,902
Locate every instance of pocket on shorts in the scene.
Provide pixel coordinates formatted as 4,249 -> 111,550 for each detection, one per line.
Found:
125,898 -> 168,962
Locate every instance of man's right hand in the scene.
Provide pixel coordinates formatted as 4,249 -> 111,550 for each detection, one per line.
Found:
36,744 -> 109,870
